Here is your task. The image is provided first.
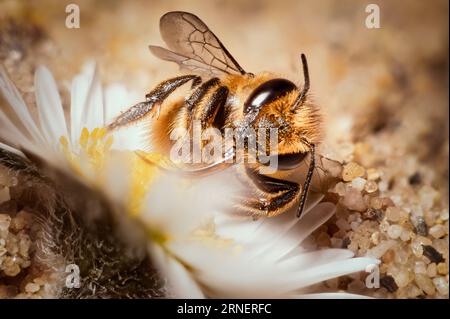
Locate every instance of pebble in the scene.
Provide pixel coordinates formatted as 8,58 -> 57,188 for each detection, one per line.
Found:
336,218 -> 351,231
429,224 -> 446,239
385,207 -> 403,222
2,256 -> 21,276
400,229 -> 411,242
393,269 -> 411,288
10,211 -> 33,232
366,168 -> 381,181
414,261 -> 427,274
342,162 -> 365,182
316,232 -> 331,247
415,274 -> 436,295
432,277 -> 449,296
348,213 -> 361,222
387,225 -> 403,239
6,233 -> 19,255
411,241 -> 424,257
25,283 -> 40,293
422,245 -> 445,264
406,284 -> 423,298
437,263 -> 448,275
427,263 -> 437,277
379,220 -> 390,233
381,197 -> 395,208
321,158 -> 343,178
439,209 -> 449,221
432,239 -> 448,259
390,195 -> 403,206
364,180 -> 378,193
370,231 -> 380,245
414,217 -> 428,236
333,182 -> 346,196
381,249 -> 395,263
414,236 -> 433,246
380,275 -> 398,292
351,177 -> 366,191
370,197 -> 383,209
341,187 -> 367,212
350,221 -> 361,231
366,240 -> 396,258
0,214 -> 12,238
394,246 -> 409,264
18,233 -> 31,258
412,239 -> 435,259
364,208 -> 384,221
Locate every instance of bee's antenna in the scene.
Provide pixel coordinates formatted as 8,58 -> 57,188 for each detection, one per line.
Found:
297,143 -> 315,218
291,53 -> 310,111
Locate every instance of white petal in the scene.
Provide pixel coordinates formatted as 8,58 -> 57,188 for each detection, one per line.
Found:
35,66 -> 68,145
149,243 -> 204,298
0,108 -> 32,150
101,152 -> 133,200
0,65 -> 45,145
70,73 -> 88,145
142,172 -> 239,237
70,62 -> 103,145
104,83 -> 140,123
214,213 -> 264,244
0,142 -> 25,157
169,241 -> 287,298
251,202 -> 336,261
288,257 -> 380,289
214,194 -> 324,248
278,249 -> 355,271
110,120 -> 152,151
82,62 -> 104,130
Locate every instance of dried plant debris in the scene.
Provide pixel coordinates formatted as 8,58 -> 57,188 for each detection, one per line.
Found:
0,150 -> 166,299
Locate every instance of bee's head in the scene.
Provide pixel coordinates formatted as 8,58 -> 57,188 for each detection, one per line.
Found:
243,54 -> 322,170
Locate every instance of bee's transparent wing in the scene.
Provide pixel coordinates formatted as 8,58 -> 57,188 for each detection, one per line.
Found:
149,11 -> 247,77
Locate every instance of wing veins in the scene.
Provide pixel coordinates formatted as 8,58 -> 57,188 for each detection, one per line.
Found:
150,11 -> 247,77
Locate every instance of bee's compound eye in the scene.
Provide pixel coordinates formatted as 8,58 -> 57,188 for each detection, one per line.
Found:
244,78 -> 297,114
274,152 -> 308,170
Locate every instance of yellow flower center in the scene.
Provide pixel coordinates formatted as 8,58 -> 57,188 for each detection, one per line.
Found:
59,127 -> 113,178
127,151 -> 163,217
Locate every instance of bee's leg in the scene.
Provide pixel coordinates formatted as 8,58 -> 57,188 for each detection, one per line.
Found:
192,86 -> 229,130
179,77 -> 221,131
233,167 -> 300,218
107,75 -> 201,130
185,77 -> 220,113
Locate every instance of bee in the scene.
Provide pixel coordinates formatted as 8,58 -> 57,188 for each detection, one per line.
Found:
107,11 -> 322,218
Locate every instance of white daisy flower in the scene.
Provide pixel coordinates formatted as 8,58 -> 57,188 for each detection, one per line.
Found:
0,64 -> 379,299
